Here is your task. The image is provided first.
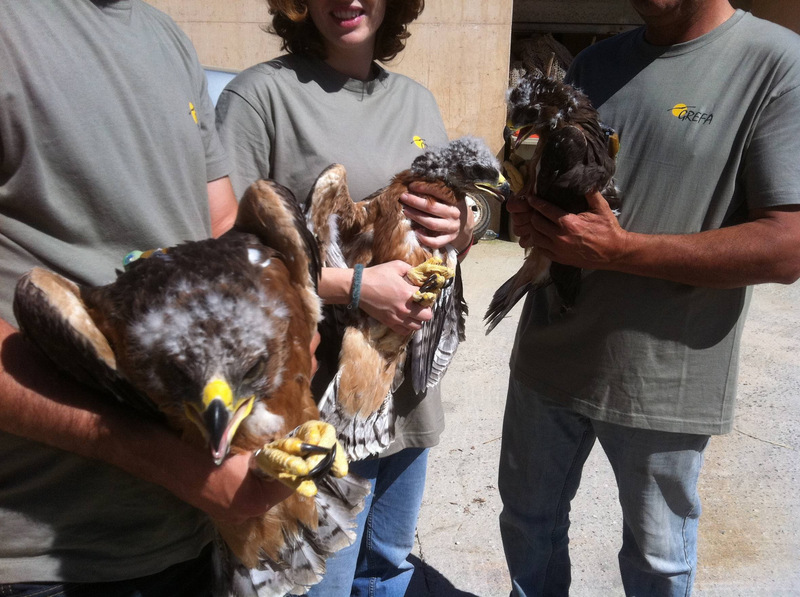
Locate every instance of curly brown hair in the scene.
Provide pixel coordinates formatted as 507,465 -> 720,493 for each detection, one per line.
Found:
265,0 -> 425,63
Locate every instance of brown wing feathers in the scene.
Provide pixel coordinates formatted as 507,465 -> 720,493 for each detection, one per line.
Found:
12,180 -> 368,597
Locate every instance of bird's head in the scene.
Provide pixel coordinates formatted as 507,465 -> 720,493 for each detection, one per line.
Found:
506,75 -> 589,149
125,248 -> 291,465
410,136 -> 511,203
184,377 -> 255,466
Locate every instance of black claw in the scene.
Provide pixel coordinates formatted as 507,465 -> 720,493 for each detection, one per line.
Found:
299,442 -> 331,455
418,274 -> 439,294
309,443 -> 337,479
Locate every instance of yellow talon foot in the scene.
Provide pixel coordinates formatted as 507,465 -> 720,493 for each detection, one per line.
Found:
406,258 -> 455,306
251,420 -> 348,497
412,290 -> 439,306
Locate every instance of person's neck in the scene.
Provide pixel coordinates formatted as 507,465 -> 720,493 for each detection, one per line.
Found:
643,1 -> 736,45
323,45 -> 376,81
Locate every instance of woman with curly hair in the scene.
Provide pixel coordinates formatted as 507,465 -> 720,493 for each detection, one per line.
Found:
216,1 -> 473,595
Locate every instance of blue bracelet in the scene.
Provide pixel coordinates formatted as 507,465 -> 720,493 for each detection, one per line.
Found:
348,264 -> 364,311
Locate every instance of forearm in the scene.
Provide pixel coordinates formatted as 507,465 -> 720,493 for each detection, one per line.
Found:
454,235 -> 474,262
0,318 -> 284,521
317,263 -> 432,334
532,192 -> 800,289
613,216 -> 800,288
317,267 -> 354,305
208,176 -> 238,238
0,318 -> 207,488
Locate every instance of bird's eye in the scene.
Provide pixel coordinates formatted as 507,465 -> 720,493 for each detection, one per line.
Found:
242,358 -> 267,385
472,165 -> 495,181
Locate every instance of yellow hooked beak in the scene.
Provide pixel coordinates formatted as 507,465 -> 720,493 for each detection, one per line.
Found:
184,378 -> 255,465
507,121 -> 536,151
476,174 -> 512,203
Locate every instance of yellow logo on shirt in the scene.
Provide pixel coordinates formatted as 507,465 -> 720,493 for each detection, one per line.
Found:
670,103 -> 690,117
189,102 -> 198,124
669,103 -> 713,124
412,135 -> 426,149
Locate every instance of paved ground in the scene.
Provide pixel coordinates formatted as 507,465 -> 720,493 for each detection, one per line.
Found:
409,239 -> 800,596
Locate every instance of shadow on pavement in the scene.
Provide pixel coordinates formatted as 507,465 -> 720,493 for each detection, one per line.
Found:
407,555 -> 481,596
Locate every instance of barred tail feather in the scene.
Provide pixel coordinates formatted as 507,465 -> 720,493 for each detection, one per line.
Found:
306,474 -> 371,555
213,473 -> 371,597
317,371 -> 396,460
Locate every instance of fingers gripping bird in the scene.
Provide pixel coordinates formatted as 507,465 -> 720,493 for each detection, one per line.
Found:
306,137 -> 511,460
13,180 -> 370,597
485,75 -> 622,333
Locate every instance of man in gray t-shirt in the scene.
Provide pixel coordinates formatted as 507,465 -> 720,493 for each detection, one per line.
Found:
0,1 -> 289,593
499,1 -> 800,595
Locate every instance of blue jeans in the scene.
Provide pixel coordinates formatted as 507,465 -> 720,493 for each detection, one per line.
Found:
307,447 -> 429,597
0,544 -> 215,597
499,378 -> 709,597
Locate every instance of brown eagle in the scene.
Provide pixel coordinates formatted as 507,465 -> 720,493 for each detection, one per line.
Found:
485,75 -> 621,332
305,137 -> 510,459
13,180 -> 370,596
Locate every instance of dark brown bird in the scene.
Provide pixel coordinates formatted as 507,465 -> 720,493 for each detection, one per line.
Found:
13,180 -> 369,596
306,137 -> 511,459
484,74 -> 622,332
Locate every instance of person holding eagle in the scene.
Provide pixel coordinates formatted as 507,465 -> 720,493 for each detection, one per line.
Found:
498,1 -> 800,596
216,0 -> 479,594
0,1 -> 301,595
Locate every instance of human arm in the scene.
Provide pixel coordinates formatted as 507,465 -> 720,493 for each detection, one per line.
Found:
318,262 -> 433,335
528,189 -> 800,288
400,181 -> 475,260
0,317 -> 292,525
208,175 -> 239,237
330,182 -> 473,334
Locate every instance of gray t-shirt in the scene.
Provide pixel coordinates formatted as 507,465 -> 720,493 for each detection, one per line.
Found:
510,11 -> 800,435
216,55 -> 449,454
0,0 -> 227,582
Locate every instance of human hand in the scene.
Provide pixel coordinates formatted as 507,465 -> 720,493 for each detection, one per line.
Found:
401,182 -> 474,253
359,260 -> 433,335
506,192 -> 537,248
189,451 -> 294,525
530,190 -> 628,269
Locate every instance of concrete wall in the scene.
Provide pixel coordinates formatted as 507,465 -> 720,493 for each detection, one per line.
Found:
149,0 -> 514,150
151,0 -> 797,147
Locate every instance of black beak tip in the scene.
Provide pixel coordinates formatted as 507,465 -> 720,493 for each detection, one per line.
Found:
205,400 -> 230,453
500,181 -> 512,201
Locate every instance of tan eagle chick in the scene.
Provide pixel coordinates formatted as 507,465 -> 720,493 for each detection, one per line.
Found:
305,137 -> 510,460
13,180 -> 370,597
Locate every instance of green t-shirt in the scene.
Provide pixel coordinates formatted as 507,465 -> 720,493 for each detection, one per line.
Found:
0,0 -> 227,582
510,11 -> 800,434
216,54 -> 449,454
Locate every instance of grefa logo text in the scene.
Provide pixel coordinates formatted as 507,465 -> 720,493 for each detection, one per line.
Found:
669,103 -> 713,124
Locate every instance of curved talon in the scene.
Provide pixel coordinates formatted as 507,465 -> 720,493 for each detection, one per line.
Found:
250,420 -> 346,497
299,442 -> 332,456
309,444 -> 337,479
418,273 -> 442,294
